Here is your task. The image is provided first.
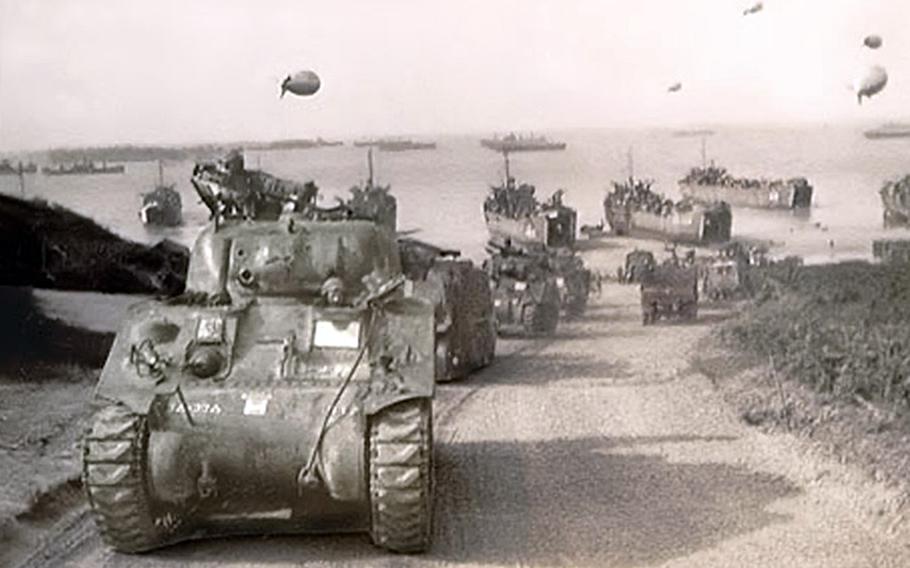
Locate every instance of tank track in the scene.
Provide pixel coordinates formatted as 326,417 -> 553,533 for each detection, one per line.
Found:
368,399 -> 433,553
82,403 -> 164,553
522,300 -> 559,334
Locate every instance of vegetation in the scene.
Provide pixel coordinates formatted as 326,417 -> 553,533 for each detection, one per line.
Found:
721,261 -> 910,410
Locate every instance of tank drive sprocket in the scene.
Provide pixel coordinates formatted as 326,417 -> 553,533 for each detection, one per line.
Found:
368,399 -> 433,553
82,403 -> 164,553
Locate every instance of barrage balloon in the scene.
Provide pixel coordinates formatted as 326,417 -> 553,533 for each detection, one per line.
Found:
863,35 -> 883,50
280,70 -> 321,98
854,65 -> 888,105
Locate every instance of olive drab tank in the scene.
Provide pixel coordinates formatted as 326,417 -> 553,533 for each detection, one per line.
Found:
484,239 -> 561,335
82,164 -> 437,553
399,238 -> 496,381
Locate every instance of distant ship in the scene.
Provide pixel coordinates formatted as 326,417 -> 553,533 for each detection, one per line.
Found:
0,159 -> 37,175
139,162 -> 182,227
671,129 -> 715,138
864,123 -> 910,140
353,139 -> 436,151
42,159 -> 125,175
481,133 -> 566,153
252,138 -> 343,150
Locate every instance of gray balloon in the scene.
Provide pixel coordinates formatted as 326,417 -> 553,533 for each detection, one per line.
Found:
854,65 -> 888,105
280,70 -> 321,98
863,35 -> 883,49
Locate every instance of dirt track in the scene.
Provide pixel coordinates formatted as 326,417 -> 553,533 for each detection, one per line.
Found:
30,239 -> 910,567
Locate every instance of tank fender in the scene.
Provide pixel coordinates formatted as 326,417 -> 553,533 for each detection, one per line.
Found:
363,297 -> 435,415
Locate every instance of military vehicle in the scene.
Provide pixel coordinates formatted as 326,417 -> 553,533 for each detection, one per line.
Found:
873,239 -> 910,264
617,249 -> 656,284
640,264 -> 698,324
484,240 -> 561,335
880,175 -> 910,227
483,153 -> 577,249
604,178 -> 731,244
546,248 -> 592,318
697,257 -> 742,301
679,165 -> 813,209
83,166 -> 437,554
399,238 -> 496,381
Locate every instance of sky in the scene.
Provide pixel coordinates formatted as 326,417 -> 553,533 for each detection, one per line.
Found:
1,0 -> 909,151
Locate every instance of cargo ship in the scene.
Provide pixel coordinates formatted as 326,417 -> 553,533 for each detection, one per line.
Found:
873,239 -> 910,264
604,178 -> 731,244
139,162 -> 182,227
42,160 -> 125,175
0,160 -> 37,175
353,138 -> 436,151
483,155 -> 576,249
678,165 -> 812,209
864,123 -> 910,140
480,133 -> 566,153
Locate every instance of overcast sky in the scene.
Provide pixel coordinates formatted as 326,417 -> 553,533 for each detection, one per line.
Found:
1,0 -> 908,150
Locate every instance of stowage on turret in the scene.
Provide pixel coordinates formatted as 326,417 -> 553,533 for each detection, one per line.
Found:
82,154 -> 438,554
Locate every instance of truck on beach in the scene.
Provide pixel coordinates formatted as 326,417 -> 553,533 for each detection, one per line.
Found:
678,165 -> 813,210
604,178 -> 732,244
640,264 -> 698,325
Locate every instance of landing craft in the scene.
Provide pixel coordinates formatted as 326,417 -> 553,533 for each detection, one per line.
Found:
854,65 -> 888,105
667,82 -> 682,93
864,35 -> 883,49
280,70 -> 320,98
743,2 -> 763,16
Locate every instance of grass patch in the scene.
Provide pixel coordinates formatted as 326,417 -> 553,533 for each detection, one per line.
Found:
721,261 -> 910,411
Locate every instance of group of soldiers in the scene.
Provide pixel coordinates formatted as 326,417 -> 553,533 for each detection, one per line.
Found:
681,165 -> 807,191
484,178 -> 569,219
606,177 -> 691,217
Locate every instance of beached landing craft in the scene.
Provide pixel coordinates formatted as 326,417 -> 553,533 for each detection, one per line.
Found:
0,159 -> 37,175
483,154 -> 577,249
678,165 -> 813,210
604,178 -> 732,244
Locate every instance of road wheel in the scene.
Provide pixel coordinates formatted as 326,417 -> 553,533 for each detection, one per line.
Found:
368,399 -> 433,553
83,403 -> 164,553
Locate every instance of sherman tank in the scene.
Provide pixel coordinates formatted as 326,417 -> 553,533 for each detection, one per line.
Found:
399,238 -> 496,381
543,247 -> 592,318
604,178 -> 731,244
83,167 -> 437,554
484,240 -> 560,335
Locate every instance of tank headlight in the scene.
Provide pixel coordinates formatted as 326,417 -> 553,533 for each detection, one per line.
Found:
196,316 -> 224,344
514,281 -> 527,291
186,347 -> 224,379
313,320 -> 361,349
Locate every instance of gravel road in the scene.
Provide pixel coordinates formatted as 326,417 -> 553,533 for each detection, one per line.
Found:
44,239 -> 910,568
